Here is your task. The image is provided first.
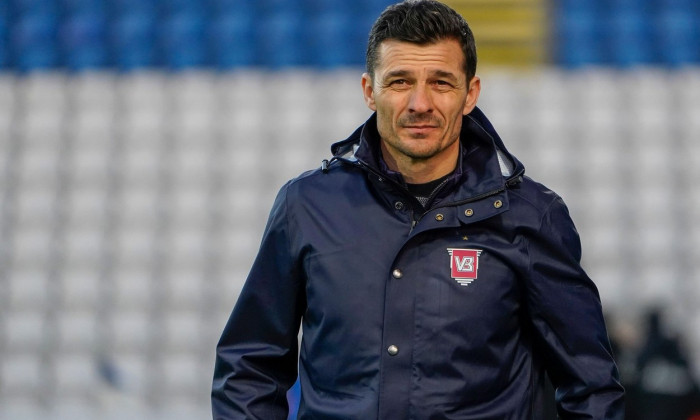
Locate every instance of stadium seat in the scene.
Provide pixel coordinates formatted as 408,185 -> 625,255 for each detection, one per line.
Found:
163,309 -> 202,350
7,266 -> 50,310
56,310 -> 99,352
256,0 -> 299,14
0,354 -> 43,393
4,310 -> 45,352
110,12 -> 157,70
306,12 -> 359,68
60,265 -> 102,310
607,11 -> 654,66
302,0 -> 355,14
54,353 -> 103,395
112,310 -> 152,352
160,0 -> 206,14
0,5 -> 8,68
554,11 -> 606,67
653,0 -> 695,9
655,11 -> 699,65
61,0 -> 104,13
609,0 -> 653,13
208,12 -> 256,68
257,12 -> 305,68
556,0 -> 600,14
10,13 -> 59,71
159,12 -> 207,69
61,13 -> 108,70
13,183 -> 56,227
11,0 -> 58,14
209,0 -> 255,15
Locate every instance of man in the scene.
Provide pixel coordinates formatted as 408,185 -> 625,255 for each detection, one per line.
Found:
212,1 -> 625,418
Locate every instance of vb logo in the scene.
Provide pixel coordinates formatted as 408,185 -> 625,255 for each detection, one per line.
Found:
447,248 -> 482,286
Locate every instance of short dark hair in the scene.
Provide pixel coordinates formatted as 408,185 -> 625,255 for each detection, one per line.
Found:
366,0 -> 477,84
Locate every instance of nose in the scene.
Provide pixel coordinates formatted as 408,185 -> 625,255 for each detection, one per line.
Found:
407,85 -> 433,114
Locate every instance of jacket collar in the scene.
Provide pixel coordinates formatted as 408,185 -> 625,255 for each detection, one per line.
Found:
330,106 -> 524,202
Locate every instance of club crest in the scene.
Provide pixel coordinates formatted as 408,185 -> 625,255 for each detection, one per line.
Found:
447,248 -> 482,286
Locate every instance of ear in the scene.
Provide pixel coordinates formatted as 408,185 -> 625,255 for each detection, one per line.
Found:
361,73 -> 377,111
462,75 -> 481,115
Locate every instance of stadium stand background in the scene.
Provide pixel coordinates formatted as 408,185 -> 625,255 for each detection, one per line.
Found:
1,0 -> 700,419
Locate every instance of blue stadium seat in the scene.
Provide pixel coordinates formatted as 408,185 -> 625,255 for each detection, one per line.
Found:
161,0 -> 207,13
255,0 -> 300,15
302,0 -> 354,14
11,0 -> 59,14
654,0 -> 695,9
354,9 -> 380,58
61,13 -> 107,70
306,12 -> 368,68
10,13 -> 58,71
554,11 -> 606,67
209,12 -> 256,69
110,0 -> 157,13
210,0 -> 255,15
655,10 -> 699,65
360,0 -> 396,14
555,0 -> 600,15
159,12 -> 207,69
609,0 -> 653,12
257,12 -> 305,68
0,4 -> 7,68
60,0 -> 105,14
111,12 -> 157,70
306,12 -> 354,68
4,0 -> 695,72
607,11 -> 654,66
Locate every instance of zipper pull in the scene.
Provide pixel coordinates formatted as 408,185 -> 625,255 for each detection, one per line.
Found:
321,157 -> 338,173
408,219 -> 417,235
506,176 -> 523,187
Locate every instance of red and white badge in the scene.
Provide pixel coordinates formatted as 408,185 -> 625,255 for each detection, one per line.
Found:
447,248 -> 482,286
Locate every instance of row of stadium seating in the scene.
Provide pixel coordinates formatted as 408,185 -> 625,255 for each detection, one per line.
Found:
1,0 -> 700,71
0,0 -> 393,71
553,0 -> 700,66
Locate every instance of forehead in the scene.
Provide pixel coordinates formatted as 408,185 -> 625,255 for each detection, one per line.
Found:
375,38 -> 466,77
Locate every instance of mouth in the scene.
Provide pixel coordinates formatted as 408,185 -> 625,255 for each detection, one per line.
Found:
403,125 -> 438,133
401,125 -> 438,139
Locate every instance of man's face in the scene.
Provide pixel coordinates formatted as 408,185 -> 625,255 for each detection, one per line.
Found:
362,38 -> 480,173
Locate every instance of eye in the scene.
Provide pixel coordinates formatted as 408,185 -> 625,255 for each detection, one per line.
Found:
390,79 -> 407,86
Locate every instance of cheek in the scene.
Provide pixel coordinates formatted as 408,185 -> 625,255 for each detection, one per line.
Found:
375,108 -> 396,138
444,110 -> 463,135
376,99 -> 400,123
450,101 -> 468,122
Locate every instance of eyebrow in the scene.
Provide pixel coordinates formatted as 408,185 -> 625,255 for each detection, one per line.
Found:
431,70 -> 459,82
383,69 -> 412,80
383,69 -> 460,82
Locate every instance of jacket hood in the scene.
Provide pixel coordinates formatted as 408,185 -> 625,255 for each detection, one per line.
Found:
329,106 -> 525,201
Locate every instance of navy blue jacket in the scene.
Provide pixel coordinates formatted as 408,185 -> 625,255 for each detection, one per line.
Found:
212,107 -> 625,419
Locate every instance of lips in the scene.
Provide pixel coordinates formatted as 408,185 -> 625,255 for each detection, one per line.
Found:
403,125 -> 438,133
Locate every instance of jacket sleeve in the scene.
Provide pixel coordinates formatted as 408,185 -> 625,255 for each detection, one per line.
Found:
524,194 -> 625,419
212,182 -> 305,420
